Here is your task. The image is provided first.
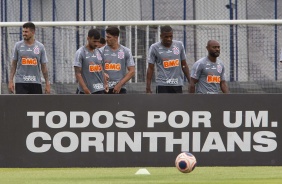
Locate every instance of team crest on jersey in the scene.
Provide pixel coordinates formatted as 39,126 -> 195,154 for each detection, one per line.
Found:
217,64 -> 222,73
172,47 -> 180,55
118,51 -> 124,59
33,46 -> 40,54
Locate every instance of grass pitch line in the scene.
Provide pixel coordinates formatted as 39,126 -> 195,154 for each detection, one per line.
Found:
135,168 -> 150,175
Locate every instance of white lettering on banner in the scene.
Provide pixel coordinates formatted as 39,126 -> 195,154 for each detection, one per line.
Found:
224,111 -> 269,128
53,132 -> 79,153
25,131 -> 277,153
201,132 -> 226,152
26,132 -> 51,153
147,111 -> 211,128
192,111 -> 211,128
81,132 -> 104,152
223,111 -> 243,128
27,112 -> 45,128
70,111 -> 90,128
25,110 -> 278,153
227,132 -> 251,152
118,132 -> 142,152
46,111 -> 67,128
27,111 -> 135,128
253,131 -> 277,152
245,111 -> 268,127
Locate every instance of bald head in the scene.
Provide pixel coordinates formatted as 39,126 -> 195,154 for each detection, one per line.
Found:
206,40 -> 220,59
207,40 -> 220,47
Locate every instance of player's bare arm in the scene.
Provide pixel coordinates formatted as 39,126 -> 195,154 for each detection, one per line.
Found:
113,66 -> 135,94
220,80 -> 229,93
8,60 -> 17,94
146,63 -> 154,93
181,60 -> 191,83
189,78 -> 198,93
74,66 -> 91,94
103,72 -> 109,92
41,63 -> 51,94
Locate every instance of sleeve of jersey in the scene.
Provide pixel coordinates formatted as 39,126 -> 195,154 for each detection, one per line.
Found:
12,43 -> 18,61
220,64 -> 226,81
147,45 -> 155,64
180,42 -> 186,60
41,46 -> 48,63
191,62 -> 201,80
73,49 -> 82,67
126,50 -> 135,67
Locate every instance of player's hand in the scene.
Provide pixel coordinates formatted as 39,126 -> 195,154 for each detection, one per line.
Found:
104,84 -> 109,93
8,81 -> 14,94
45,83 -> 51,94
113,84 -> 122,94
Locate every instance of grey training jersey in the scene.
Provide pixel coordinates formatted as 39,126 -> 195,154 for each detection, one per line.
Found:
100,45 -> 135,89
12,40 -> 48,84
147,40 -> 187,86
191,56 -> 226,94
74,46 -> 105,93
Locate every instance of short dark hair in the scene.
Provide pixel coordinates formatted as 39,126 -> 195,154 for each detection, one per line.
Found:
88,29 -> 101,39
106,27 -> 120,37
100,37 -> 106,44
160,25 -> 173,34
23,22 -> 35,31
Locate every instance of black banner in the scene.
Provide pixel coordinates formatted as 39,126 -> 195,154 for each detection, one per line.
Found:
0,94 -> 281,167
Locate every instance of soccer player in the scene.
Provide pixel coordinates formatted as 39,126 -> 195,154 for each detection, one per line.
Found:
98,37 -> 106,48
189,40 -> 229,94
100,26 -> 135,94
74,29 -> 108,94
146,25 -> 191,94
8,22 -> 50,94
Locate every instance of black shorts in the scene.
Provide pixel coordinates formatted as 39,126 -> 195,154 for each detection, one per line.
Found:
106,88 -> 127,94
15,83 -> 43,94
156,86 -> 182,93
76,88 -> 105,94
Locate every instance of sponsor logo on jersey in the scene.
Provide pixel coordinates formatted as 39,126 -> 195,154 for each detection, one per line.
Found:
207,75 -> 220,83
217,64 -> 222,73
118,51 -> 124,59
166,78 -> 178,84
89,64 -> 102,72
33,46 -> 40,54
23,75 -> 36,82
105,63 -> 121,71
108,81 -> 118,88
93,83 -> 104,90
27,48 -> 32,52
21,57 -> 38,65
172,47 -> 180,55
163,59 -> 179,68
166,50 -> 172,53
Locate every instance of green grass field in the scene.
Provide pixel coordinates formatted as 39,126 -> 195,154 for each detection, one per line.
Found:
0,167 -> 282,184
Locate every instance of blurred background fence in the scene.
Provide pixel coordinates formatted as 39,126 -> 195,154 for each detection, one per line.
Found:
1,0 -> 282,94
